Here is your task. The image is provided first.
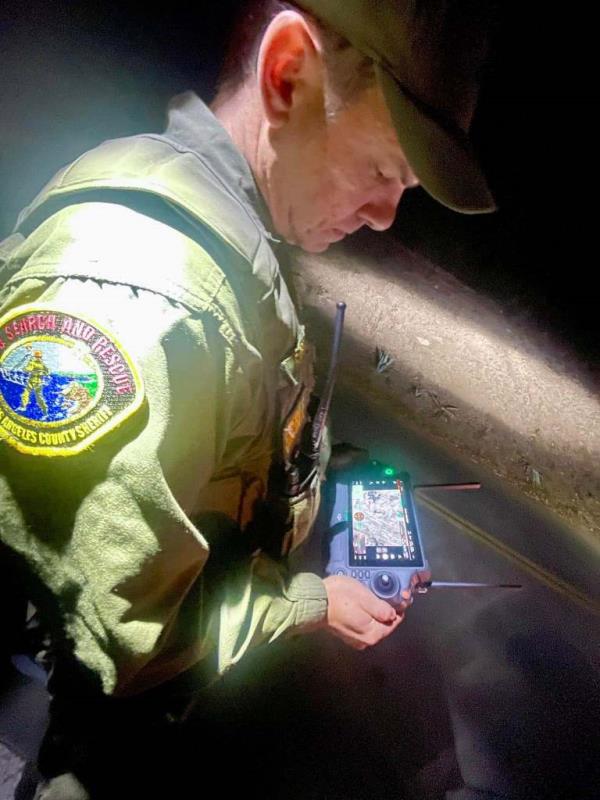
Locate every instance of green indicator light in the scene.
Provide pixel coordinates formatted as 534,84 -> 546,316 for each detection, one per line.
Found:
383,467 -> 395,476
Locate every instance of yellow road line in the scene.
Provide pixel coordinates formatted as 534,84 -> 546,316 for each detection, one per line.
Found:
417,493 -> 600,618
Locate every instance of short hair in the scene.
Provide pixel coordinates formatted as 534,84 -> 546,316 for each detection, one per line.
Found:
214,0 -> 376,111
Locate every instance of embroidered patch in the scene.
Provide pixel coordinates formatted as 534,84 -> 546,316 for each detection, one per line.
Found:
280,331 -> 316,464
282,388 -> 311,463
0,305 -> 144,456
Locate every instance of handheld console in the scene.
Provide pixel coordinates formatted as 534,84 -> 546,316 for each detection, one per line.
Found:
325,463 -> 430,606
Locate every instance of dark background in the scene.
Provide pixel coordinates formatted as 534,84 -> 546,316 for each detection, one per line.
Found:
1,1 -> 597,360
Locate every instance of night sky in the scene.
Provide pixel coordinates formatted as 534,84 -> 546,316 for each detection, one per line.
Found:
1,2 -> 597,361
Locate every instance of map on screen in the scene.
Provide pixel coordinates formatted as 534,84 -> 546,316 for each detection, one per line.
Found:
350,482 -> 419,564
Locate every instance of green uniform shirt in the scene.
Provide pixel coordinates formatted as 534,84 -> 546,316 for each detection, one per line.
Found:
0,92 -> 328,696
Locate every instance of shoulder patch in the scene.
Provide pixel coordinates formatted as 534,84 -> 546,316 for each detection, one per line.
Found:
0,305 -> 144,456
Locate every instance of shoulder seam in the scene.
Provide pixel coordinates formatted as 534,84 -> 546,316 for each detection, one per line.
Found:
3,268 -> 244,351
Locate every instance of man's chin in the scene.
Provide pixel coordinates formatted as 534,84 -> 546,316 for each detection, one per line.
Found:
284,226 -> 344,253
297,231 -> 339,253
300,240 -> 332,254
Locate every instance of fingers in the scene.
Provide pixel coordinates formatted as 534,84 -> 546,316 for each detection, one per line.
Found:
398,587 -> 415,611
336,608 -> 406,650
364,578 -> 417,618
362,589 -> 398,623
361,612 -> 404,648
323,574 -> 416,650
370,591 -> 413,619
370,600 -> 397,624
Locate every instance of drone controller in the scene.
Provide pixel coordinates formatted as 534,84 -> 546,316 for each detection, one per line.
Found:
318,305 -> 520,605
325,462 -> 431,607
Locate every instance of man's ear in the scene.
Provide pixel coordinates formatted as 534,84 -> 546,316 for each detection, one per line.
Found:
257,10 -> 323,128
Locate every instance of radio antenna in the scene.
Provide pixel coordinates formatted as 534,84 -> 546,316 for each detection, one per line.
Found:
312,301 -> 346,452
413,482 -> 481,491
418,581 -> 522,591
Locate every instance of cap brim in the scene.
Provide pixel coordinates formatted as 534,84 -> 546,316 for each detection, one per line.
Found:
375,63 -> 497,214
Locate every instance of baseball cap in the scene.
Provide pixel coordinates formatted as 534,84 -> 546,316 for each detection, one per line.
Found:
296,0 -> 497,214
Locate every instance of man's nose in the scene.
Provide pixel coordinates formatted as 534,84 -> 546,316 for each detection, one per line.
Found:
357,183 -> 405,232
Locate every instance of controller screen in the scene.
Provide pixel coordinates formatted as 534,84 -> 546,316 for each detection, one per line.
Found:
349,479 -> 422,567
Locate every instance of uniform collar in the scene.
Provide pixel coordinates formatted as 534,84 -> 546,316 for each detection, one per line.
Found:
164,91 -> 280,245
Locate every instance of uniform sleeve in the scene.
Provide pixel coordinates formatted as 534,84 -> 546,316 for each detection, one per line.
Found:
0,204 -> 327,696
215,550 -> 328,677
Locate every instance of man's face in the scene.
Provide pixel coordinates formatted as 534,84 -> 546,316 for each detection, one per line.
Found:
266,84 -> 419,254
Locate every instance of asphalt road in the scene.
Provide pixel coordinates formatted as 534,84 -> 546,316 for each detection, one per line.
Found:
1,389 -> 599,799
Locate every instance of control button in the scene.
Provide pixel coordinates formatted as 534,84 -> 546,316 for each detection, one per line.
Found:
351,570 -> 357,578
373,571 -> 398,597
336,570 -> 346,576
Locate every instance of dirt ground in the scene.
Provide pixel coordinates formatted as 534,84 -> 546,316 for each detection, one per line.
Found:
290,231 -> 600,540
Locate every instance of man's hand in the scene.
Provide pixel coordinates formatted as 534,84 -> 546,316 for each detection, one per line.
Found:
321,575 -> 412,650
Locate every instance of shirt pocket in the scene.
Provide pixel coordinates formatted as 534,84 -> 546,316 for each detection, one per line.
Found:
280,466 -> 322,556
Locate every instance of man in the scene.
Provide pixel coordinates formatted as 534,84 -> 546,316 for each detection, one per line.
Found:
18,351 -> 50,417
0,1 -> 495,796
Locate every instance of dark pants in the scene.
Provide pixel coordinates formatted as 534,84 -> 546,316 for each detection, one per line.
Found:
16,656 -> 229,800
